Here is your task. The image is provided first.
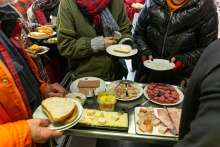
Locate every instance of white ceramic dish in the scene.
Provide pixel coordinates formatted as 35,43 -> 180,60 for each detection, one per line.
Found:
143,85 -> 184,106
106,44 -> 138,58
69,77 -> 105,97
107,80 -> 143,101
28,32 -> 56,40
135,107 -> 179,137
144,59 -> 175,71
43,37 -> 57,44
66,92 -> 86,105
33,99 -> 83,131
37,46 -> 49,55
25,46 -> 49,57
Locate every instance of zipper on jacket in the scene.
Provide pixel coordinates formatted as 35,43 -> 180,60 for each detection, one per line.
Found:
161,11 -> 173,57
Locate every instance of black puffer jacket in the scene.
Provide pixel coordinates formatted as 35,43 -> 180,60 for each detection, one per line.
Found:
134,0 -> 218,71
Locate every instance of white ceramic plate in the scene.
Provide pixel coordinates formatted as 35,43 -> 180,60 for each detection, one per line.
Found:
37,46 -> 49,55
143,84 -> 184,106
106,44 -> 138,58
43,37 -> 57,44
107,80 -> 143,101
33,99 -> 83,131
144,59 -> 175,71
69,77 -> 105,97
28,32 -> 56,40
25,46 -> 49,57
135,107 -> 178,137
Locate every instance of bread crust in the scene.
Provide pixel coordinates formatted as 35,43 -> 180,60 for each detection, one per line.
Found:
41,99 -> 76,124
62,108 -> 78,125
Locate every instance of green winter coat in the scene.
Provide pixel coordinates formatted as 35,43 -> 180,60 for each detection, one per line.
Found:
57,0 -> 132,81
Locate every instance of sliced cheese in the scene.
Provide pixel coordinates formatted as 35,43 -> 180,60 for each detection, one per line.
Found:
79,109 -> 128,128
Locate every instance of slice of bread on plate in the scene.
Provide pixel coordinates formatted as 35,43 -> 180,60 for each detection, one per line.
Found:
29,32 -> 48,37
113,48 -> 131,54
41,97 -> 78,124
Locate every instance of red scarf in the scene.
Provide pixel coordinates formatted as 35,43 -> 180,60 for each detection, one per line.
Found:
125,0 -> 145,5
34,6 -> 48,25
76,0 -> 110,25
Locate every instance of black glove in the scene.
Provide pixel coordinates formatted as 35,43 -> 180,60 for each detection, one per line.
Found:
141,49 -> 152,56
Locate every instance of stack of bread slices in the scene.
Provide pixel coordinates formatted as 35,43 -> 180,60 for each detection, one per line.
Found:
41,97 -> 78,125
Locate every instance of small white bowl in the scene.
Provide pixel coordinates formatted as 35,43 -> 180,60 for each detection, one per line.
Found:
66,92 -> 86,105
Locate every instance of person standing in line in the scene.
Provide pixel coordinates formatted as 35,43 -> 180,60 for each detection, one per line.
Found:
0,1 -> 65,146
57,0 -> 132,81
133,0 -> 218,84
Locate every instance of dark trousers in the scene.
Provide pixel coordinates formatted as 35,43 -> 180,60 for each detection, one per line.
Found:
135,64 -> 183,85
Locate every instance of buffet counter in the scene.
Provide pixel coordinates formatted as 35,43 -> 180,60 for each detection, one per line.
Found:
59,76 -> 181,146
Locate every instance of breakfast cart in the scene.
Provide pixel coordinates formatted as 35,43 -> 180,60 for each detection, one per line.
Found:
54,73 -> 181,147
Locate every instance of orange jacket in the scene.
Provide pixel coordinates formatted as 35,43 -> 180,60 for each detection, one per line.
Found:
0,37 -> 48,147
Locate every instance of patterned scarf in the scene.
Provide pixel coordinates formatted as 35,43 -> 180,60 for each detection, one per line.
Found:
101,8 -> 119,36
76,0 -> 110,26
166,0 -> 188,12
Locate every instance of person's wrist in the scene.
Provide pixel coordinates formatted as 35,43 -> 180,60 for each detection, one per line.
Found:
91,36 -> 105,52
141,48 -> 152,56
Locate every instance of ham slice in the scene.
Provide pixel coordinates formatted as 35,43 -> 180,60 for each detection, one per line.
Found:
78,80 -> 100,88
167,108 -> 182,134
158,126 -> 168,134
156,108 -> 181,134
156,109 -> 173,129
78,80 -> 100,95
79,88 -> 90,95
79,88 -> 96,95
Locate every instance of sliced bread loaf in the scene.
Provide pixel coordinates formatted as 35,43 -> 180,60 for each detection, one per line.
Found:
41,97 -> 76,124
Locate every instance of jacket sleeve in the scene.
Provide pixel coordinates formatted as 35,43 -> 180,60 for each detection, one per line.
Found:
0,120 -> 32,147
133,4 -> 151,55
175,8 -> 218,67
57,0 -> 94,60
175,66 -> 220,147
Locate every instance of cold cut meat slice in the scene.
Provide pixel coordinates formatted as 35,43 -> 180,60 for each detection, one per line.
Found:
167,108 -> 182,134
156,108 -> 173,129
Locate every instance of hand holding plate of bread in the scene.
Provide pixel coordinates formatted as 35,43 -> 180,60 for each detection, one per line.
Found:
106,44 -> 138,58
33,97 -> 83,131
